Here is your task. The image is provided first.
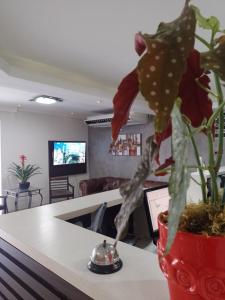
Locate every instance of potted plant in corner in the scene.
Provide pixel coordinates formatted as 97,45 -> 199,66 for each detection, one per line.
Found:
111,1 -> 225,299
9,155 -> 41,190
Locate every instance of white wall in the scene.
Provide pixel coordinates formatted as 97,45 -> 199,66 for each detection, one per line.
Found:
0,111 -> 89,211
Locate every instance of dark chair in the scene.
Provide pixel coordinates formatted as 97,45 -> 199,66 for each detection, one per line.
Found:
74,202 -> 108,233
89,202 -> 107,233
0,196 -> 8,214
49,176 -> 74,203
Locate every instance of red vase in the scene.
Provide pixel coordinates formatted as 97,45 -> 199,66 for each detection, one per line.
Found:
157,216 -> 225,300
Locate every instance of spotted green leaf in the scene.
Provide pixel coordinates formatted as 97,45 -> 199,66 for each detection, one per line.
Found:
114,136 -> 158,243
165,99 -> 190,254
137,0 -> 196,133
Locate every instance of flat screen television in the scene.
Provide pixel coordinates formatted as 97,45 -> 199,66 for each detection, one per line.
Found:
48,141 -> 87,177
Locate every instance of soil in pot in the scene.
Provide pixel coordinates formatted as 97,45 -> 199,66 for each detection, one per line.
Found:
160,203 -> 225,236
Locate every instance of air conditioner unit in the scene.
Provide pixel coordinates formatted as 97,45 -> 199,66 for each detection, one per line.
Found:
84,112 -> 150,127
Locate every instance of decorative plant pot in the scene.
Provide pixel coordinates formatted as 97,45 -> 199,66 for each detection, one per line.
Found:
157,215 -> 225,300
19,182 -> 30,190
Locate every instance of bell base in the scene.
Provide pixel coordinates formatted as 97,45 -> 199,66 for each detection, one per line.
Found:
87,259 -> 123,274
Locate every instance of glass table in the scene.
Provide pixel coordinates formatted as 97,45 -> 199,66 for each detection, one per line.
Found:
4,187 -> 43,211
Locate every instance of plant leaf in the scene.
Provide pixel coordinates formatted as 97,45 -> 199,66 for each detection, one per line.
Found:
201,36 -> 225,81
179,49 -> 213,127
137,1 -> 196,132
114,136 -> 159,243
192,5 -> 220,34
111,69 -> 139,141
154,49 -> 213,165
207,101 -> 225,129
155,156 -> 174,176
135,32 -> 146,56
165,99 -> 190,253
8,162 -> 41,182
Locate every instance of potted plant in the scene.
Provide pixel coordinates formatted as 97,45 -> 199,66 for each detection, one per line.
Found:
111,1 -> 225,299
9,155 -> 41,190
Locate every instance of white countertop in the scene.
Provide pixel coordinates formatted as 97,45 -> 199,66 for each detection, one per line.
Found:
0,189 -> 169,300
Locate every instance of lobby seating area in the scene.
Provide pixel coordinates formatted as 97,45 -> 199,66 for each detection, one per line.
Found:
79,176 -> 167,196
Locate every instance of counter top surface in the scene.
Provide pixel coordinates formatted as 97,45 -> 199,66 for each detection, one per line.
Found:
0,189 -> 169,300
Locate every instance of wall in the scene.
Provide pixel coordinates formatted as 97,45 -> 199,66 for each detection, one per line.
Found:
88,120 -> 225,185
88,121 -> 171,180
0,111 -> 89,211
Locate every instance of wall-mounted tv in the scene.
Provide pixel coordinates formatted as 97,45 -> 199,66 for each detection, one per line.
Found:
48,141 -> 87,177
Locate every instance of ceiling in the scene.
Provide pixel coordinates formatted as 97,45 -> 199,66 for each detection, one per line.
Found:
0,0 -> 224,118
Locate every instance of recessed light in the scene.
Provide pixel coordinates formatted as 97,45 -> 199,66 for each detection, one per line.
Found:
30,95 -> 63,105
96,100 -> 102,104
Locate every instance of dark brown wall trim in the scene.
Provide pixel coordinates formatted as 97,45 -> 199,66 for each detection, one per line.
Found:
0,238 -> 93,300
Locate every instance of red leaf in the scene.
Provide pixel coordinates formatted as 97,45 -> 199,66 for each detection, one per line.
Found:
155,49 -> 213,164
135,32 -> 146,56
111,69 -> 139,141
154,50 -> 213,164
179,49 -> 213,127
154,120 -> 172,164
155,121 -> 172,145
155,156 -> 174,176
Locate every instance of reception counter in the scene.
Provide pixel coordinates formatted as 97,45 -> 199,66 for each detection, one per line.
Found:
0,189 -> 169,299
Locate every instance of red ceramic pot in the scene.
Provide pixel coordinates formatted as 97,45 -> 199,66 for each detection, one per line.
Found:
157,215 -> 225,300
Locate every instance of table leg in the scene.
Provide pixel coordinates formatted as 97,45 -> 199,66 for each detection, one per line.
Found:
28,191 -> 32,209
4,196 -> 8,214
39,191 -> 43,206
15,193 -> 19,211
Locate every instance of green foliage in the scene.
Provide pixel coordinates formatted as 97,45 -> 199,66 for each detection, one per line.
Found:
165,99 -> 190,253
165,6 -> 225,253
207,101 -> 225,130
9,162 -> 41,183
192,6 -> 221,34
112,2 -> 225,254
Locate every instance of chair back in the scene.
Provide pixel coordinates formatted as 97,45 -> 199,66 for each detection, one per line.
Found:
49,176 -> 69,193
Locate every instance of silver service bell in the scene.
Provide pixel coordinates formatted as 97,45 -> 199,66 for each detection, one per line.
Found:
88,240 -> 123,274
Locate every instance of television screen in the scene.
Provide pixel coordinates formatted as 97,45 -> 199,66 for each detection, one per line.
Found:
48,141 -> 87,177
53,142 -> 86,165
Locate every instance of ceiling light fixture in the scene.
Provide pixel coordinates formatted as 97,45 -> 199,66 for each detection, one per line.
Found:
30,95 -> 63,105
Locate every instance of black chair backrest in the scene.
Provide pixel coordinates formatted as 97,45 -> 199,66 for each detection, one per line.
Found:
89,202 -> 107,233
50,176 -> 69,191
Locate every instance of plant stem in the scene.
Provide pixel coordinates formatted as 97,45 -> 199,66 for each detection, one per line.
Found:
207,129 -> 218,204
210,31 -> 216,49
196,29 -> 223,203
190,175 -> 202,186
195,78 -> 218,99
186,123 -> 207,203
154,167 -> 171,176
214,73 -> 224,174
187,165 -> 208,170
195,34 -> 211,49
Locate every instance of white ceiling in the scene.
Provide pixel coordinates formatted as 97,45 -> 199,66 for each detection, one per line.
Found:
0,0 -> 224,117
